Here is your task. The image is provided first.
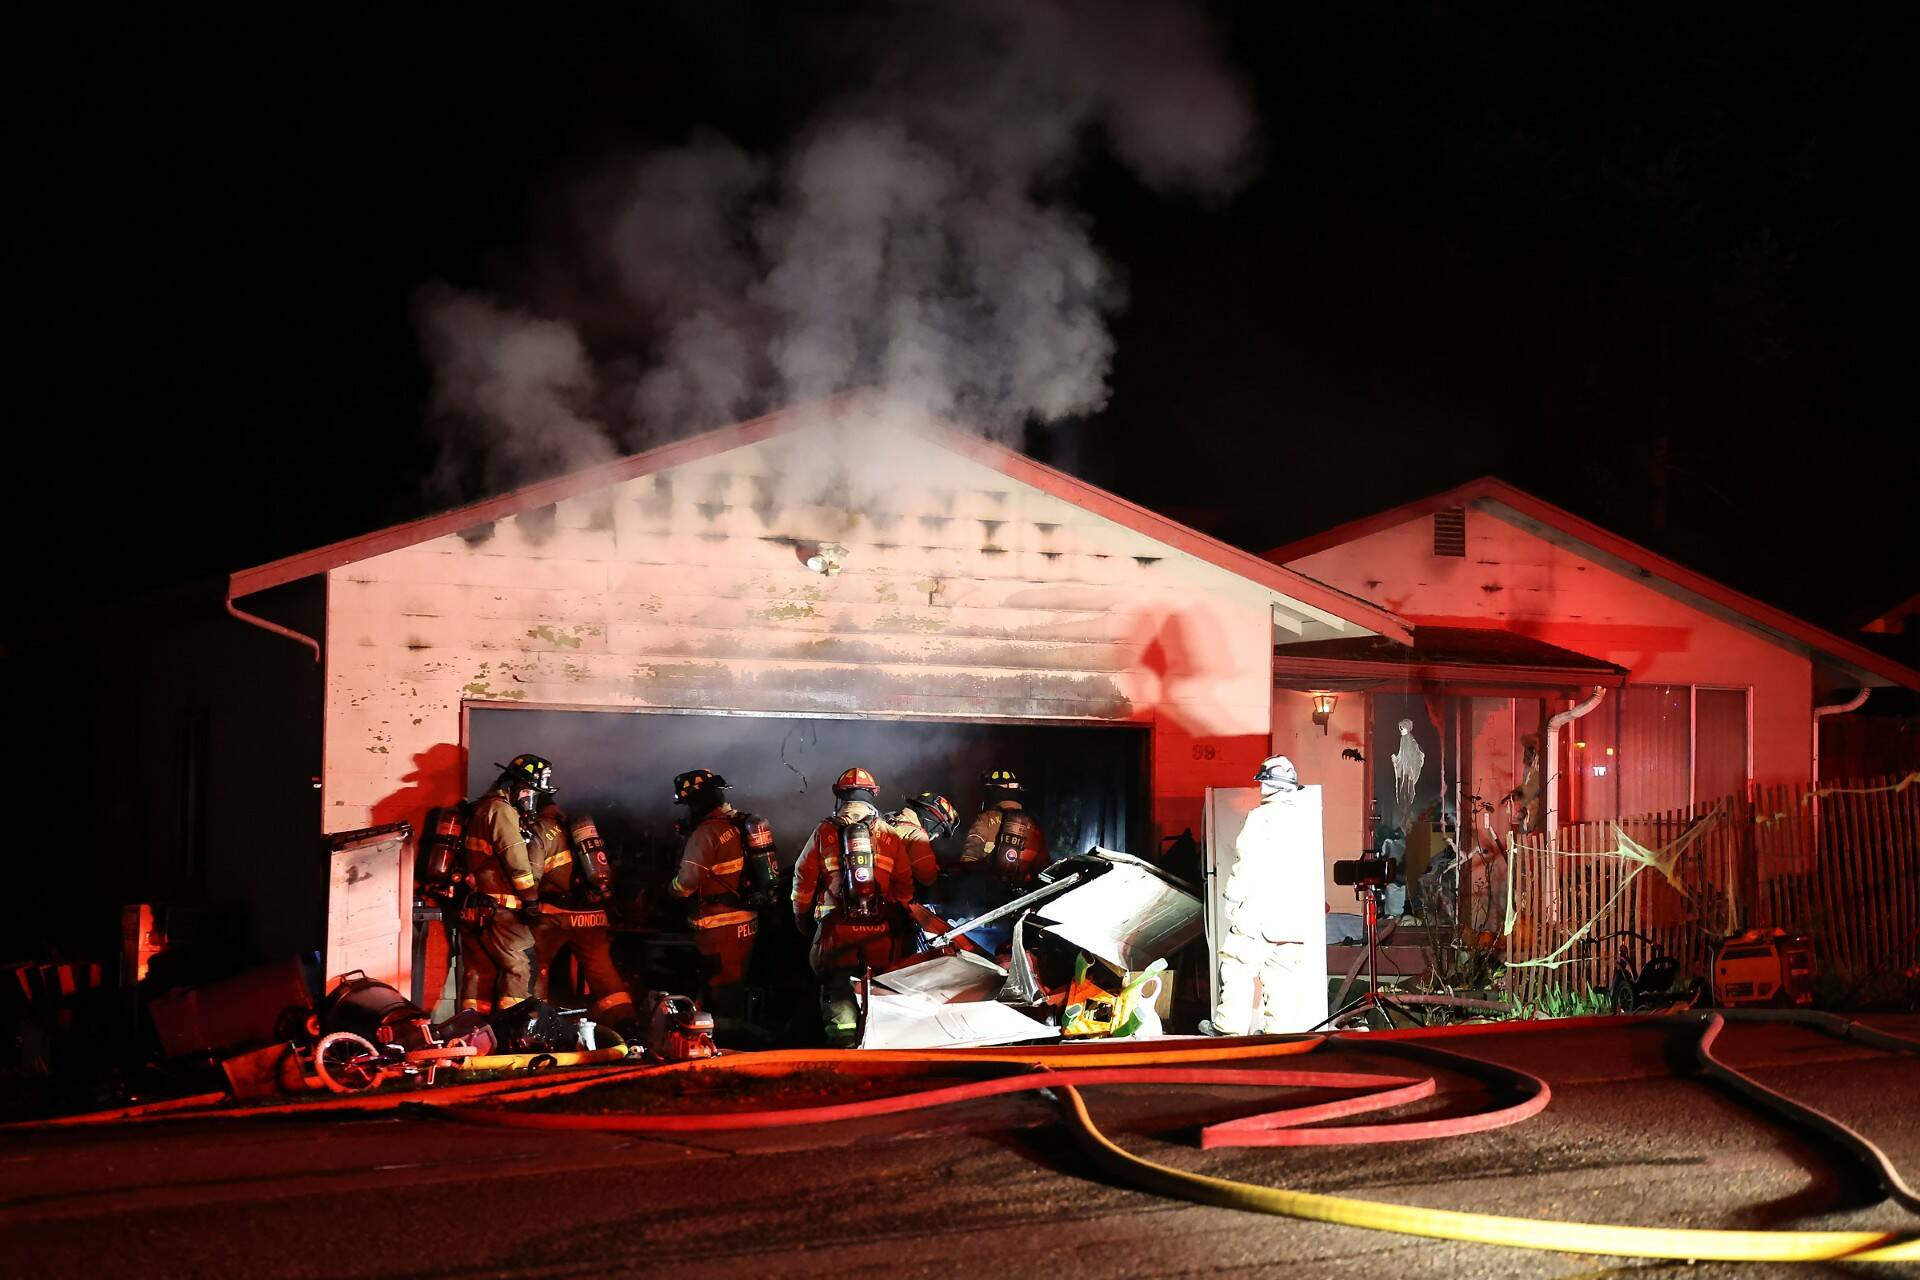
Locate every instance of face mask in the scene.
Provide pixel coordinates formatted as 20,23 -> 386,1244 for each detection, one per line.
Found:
835,798 -> 877,825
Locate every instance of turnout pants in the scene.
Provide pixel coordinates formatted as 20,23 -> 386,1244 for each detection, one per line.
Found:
691,907 -> 758,1023
532,917 -> 635,1023
1216,927 -> 1319,1035
460,910 -> 535,1013
810,915 -> 900,1047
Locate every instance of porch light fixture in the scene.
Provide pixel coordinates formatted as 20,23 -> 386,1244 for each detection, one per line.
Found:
1310,691 -> 1338,733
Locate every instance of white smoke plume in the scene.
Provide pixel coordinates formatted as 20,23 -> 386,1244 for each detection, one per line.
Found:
422,0 -> 1255,489
416,287 -> 619,497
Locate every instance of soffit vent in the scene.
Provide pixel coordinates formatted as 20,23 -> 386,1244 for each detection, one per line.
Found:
1433,507 -> 1467,557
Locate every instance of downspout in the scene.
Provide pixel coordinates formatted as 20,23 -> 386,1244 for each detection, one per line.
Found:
1545,685 -> 1608,842
1811,688 -> 1869,854
225,593 -> 321,663
1811,688 -> 1869,791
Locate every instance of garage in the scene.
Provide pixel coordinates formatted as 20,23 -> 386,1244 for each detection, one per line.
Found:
225,397 -> 1406,1008
464,705 -> 1149,875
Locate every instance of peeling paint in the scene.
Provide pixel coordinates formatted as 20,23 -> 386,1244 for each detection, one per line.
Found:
756,601 -> 820,621
877,610 -> 947,632
615,660 -> 1131,720
526,625 -> 583,648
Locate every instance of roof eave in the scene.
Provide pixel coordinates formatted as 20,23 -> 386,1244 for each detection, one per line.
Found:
914,420 -> 1411,644
226,398 -> 849,600
1265,475 -> 1920,695
227,394 -> 1413,646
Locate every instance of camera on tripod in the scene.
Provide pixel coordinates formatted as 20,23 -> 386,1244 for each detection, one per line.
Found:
1332,849 -> 1399,890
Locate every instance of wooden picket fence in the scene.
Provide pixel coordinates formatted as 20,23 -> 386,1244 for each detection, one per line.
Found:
1752,772 -> 1920,987
1502,773 -> 1920,1002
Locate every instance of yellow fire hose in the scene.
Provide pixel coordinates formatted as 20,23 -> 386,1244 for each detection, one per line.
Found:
445,1012 -> 1918,1265
1059,1081 -> 1916,1263
1056,1013 -> 1919,1264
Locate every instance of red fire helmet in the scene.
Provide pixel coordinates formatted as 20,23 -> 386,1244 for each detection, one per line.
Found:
833,767 -> 879,797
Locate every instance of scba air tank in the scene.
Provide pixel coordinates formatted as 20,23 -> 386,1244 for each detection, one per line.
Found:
568,814 -> 612,899
838,819 -> 881,920
734,812 -> 779,896
993,810 -> 1041,883
418,806 -> 467,898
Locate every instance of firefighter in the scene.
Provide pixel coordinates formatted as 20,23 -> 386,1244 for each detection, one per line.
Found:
962,768 -> 1049,883
459,753 -> 554,1014
527,803 -> 636,1031
791,767 -> 912,1045
667,769 -> 759,1016
1214,755 -> 1325,1034
884,791 -> 953,892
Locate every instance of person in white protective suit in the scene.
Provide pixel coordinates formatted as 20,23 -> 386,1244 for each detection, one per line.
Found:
1215,755 -> 1327,1035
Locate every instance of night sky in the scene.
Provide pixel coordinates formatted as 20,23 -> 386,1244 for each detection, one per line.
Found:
15,4 -> 1917,646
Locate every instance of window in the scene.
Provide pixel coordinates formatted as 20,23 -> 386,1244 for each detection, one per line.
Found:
1618,685 -> 1690,815
1692,688 -> 1750,804
1616,684 -> 1749,815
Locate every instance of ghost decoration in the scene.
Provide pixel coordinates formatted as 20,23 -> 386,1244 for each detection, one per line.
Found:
1392,718 -> 1426,829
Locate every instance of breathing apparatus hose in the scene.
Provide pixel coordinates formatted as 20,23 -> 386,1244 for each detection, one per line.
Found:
438,1014 -> 1919,1263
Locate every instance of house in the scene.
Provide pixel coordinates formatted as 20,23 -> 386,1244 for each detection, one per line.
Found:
1260,477 -> 1920,905
226,397 -> 1407,992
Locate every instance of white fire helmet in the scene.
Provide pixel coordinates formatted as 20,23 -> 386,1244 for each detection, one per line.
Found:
1255,755 -> 1302,794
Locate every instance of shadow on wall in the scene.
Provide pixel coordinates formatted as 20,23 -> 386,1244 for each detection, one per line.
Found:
1136,606 -> 1245,732
369,742 -> 466,836
1133,604 -> 1270,841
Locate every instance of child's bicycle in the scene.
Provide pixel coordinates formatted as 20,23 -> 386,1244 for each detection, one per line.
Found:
1577,929 -> 1707,1013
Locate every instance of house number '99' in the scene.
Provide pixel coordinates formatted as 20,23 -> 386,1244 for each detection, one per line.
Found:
1191,744 -> 1217,760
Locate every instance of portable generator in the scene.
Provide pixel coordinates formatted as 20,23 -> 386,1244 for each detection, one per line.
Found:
1712,928 -> 1815,1007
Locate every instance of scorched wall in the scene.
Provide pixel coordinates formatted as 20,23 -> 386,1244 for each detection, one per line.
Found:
320,428 -> 1277,984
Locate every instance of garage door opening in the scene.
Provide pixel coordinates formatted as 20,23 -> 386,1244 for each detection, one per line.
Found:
466,704 -> 1150,886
